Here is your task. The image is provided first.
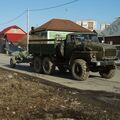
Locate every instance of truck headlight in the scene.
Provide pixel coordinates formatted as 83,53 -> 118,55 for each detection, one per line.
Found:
92,54 -> 96,58
90,53 -> 96,59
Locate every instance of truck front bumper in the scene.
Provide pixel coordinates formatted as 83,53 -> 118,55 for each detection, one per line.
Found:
91,59 -> 120,66
114,60 -> 120,66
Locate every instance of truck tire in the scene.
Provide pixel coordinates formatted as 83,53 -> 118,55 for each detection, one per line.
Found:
10,58 -> 16,68
71,59 -> 89,81
99,68 -> 116,79
33,57 -> 42,73
42,57 -> 55,75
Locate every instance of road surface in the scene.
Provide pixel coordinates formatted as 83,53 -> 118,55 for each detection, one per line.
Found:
0,53 -> 120,94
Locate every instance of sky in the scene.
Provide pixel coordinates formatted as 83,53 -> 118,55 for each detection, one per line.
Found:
0,0 -> 120,32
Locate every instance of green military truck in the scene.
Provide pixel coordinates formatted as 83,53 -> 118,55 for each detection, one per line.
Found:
28,32 -> 120,81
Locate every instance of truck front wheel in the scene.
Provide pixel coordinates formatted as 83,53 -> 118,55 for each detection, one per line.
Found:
33,57 -> 42,73
99,67 -> 116,79
71,59 -> 89,81
42,57 -> 55,75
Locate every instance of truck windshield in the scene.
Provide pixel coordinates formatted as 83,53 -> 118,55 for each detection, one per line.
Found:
75,34 -> 99,42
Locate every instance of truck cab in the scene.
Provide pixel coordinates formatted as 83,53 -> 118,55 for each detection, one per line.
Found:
64,33 -> 99,59
56,33 -> 120,80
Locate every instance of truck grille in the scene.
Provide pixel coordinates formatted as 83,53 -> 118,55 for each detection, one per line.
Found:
105,49 -> 116,57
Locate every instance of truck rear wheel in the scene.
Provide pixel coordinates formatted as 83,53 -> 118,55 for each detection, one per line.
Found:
33,57 -> 42,73
99,67 -> 116,79
42,57 -> 55,75
71,59 -> 89,81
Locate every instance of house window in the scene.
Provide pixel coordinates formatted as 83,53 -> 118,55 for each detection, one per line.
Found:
41,31 -> 47,39
34,31 -> 47,39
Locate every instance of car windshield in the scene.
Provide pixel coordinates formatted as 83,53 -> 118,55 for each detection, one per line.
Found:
75,34 -> 99,42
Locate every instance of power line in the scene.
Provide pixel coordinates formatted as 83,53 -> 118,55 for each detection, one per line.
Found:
0,11 -> 26,26
30,0 -> 79,12
0,0 -> 79,26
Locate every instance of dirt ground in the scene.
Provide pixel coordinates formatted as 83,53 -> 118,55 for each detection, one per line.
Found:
0,68 -> 120,120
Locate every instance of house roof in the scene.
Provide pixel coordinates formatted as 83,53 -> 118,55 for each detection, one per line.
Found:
0,25 -> 26,35
0,25 -> 26,43
99,17 -> 120,37
33,19 -> 92,33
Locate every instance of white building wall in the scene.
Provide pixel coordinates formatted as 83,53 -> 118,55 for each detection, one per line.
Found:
76,20 -> 97,31
48,31 -> 72,40
100,24 -> 110,31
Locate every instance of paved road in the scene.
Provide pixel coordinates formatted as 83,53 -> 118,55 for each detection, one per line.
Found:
0,53 -> 120,94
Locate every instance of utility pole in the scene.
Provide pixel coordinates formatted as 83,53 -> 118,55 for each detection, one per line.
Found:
27,8 -> 29,52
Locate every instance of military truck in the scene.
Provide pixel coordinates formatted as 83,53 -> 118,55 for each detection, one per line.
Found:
28,32 -> 120,80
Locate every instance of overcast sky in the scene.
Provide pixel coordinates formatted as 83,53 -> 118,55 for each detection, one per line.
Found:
0,0 -> 120,31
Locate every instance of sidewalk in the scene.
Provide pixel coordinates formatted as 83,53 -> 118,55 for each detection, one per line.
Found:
0,53 -> 10,65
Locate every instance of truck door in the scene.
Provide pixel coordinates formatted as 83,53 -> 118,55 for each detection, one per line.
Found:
64,35 -> 76,59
